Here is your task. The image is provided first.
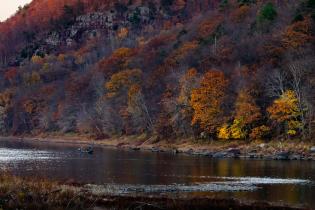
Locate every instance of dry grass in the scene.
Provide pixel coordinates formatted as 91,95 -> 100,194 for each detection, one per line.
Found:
0,174 -> 312,210
0,173 -> 91,210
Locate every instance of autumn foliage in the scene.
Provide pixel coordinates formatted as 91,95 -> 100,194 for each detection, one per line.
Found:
267,90 -> 302,136
0,0 -> 314,142
190,70 -> 228,136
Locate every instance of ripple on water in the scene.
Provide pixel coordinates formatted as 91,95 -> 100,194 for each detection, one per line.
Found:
88,176 -> 311,195
0,148 -> 60,162
218,176 -> 311,185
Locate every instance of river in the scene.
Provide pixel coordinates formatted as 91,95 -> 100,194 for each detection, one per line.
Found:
0,138 -> 314,208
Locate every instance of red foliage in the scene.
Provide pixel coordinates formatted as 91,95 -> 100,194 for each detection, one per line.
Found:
4,67 -> 18,83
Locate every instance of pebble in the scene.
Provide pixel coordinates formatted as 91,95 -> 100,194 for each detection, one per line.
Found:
213,152 -> 227,158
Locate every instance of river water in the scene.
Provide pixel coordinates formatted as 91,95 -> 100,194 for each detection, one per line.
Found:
0,139 -> 314,208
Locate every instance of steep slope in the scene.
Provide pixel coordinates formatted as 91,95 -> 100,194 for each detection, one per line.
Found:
0,0 -> 314,141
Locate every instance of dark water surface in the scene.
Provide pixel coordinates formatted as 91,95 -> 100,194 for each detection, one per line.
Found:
0,139 -> 314,208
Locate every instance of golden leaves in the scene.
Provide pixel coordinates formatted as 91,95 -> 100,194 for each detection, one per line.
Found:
105,68 -> 142,98
190,70 -> 228,134
267,90 -> 299,123
267,90 -> 301,136
31,55 -> 44,65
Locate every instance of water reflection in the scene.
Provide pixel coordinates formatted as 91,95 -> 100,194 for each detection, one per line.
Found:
0,139 -> 314,207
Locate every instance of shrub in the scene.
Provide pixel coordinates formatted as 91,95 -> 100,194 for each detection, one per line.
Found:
217,124 -> 230,140
258,3 -> 277,23
250,125 -> 270,140
230,119 -> 247,139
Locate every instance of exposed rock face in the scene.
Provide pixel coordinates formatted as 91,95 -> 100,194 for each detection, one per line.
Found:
44,6 -> 153,49
66,38 -> 74,47
75,12 -> 116,29
45,32 -> 61,46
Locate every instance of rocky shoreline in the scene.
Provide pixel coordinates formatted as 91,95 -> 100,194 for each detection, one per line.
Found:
125,142 -> 315,161
166,147 -> 315,161
1,135 -> 315,161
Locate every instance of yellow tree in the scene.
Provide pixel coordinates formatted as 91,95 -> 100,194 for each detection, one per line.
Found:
190,70 -> 228,136
267,90 -> 302,137
218,123 -> 230,140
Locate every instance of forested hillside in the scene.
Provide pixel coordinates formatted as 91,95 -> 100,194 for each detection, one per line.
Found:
0,0 -> 314,141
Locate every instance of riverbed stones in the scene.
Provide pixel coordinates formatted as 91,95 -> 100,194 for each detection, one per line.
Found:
226,148 -> 241,155
275,151 -> 291,160
151,147 -> 165,153
248,153 -> 258,159
213,152 -> 228,158
289,154 -> 302,160
204,152 -> 214,157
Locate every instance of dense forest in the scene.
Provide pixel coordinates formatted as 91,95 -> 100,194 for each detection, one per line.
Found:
0,0 -> 314,142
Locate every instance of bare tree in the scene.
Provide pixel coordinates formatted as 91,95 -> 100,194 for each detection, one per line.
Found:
286,49 -> 315,139
265,69 -> 287,97
127,90 -> 153,133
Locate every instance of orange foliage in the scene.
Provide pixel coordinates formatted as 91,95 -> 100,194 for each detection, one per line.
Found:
190,70 -> 228,135
0,90 -> 14,108
117,27 -> 129,39
98,47 -> 136,74
234,89 -> 261,126
249,125 -> 270,140
198,15 -> 223,38
230,5 -> 251,23
282,18 -> 313,49
4,68 -> 18,83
